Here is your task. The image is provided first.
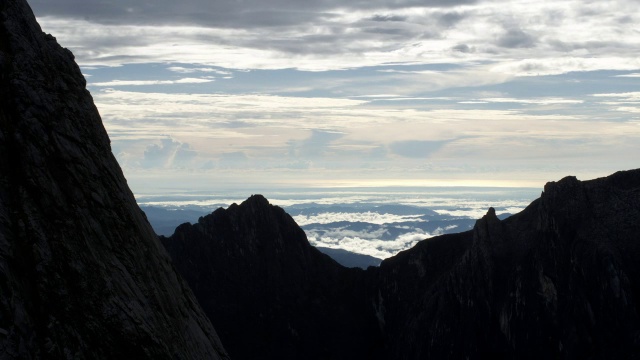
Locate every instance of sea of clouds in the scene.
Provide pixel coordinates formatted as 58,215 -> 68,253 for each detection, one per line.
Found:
138,187 -> 539,260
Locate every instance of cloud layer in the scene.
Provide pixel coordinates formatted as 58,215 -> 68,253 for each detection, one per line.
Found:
137,188 -> 537,258
24,0 -> 640,193
293,212 -> 426,226
31,0 -> 640,73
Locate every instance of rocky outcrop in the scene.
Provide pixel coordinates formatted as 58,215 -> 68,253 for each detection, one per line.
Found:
0,0 -> 228,358
164,170 -> 640,359
376,169 -> 640,359
162,195 -> 383,360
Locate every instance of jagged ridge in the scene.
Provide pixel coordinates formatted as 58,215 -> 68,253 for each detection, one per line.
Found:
164,170 -> 640,359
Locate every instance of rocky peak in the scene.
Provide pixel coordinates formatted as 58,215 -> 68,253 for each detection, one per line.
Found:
162,196 -> 383,360
244,193 -> 271,207
0,0 -> 228,358
375,169 -> 640,358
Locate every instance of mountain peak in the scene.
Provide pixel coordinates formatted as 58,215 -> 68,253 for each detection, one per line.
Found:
163,195 -> 382,359
246,193 -> 270,203
241,193 -> 272,210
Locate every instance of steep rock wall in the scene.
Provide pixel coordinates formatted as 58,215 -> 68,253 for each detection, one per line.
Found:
0,0 -> 228,358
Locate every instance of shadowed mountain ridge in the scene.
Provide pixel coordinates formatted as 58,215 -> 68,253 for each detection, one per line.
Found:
164,170 -> 640,359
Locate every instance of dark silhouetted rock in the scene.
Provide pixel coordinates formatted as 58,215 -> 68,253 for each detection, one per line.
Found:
315,246 -> 382,269
0,0 -> 228,358
375,169 -> 640,359
162,195 -> 384,360
165,170 -> 640,359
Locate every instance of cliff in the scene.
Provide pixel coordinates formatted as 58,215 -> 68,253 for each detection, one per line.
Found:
0,0 -> 228,358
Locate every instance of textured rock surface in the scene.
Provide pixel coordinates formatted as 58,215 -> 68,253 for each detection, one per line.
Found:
162,195 -> 384,360
0,0 -> 228,358
165,170 -> 640,359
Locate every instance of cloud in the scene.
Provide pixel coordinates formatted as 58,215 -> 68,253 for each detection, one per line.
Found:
91,78 -> 214,86
496,27 -> 536,48
293,212 -> 426,226
167,66 -> 232,75
592,92 -> 640,101
92,84 -> 640,187
436,11 -> 466,27
307,229 -> 431,259
308,226 -> 391,240
218,151 -> 250,168
288,130 -> 344,158
433,206 -> 524,220
591,92 -> 640,113
31,0 -> 640,76
369,14 -> 408,22
29,0 -> 478,28
141,137 -> 197,168
480,97 -> 584,105
614,73 -> 640,78
389,140 -> 452,158
452,44 -> 474,53
490,57 -> 640,77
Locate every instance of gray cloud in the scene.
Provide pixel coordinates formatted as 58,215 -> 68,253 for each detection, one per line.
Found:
496,27 -> 536,48
30,0 -> 640,76
437,11 -> 466,27
452,43 -> 474,53
29,0 -> 478,28
549,40 -> 631,53
369,14 -> 408,22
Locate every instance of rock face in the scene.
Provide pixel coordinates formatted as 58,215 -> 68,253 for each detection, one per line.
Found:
0,0 -> 228,358
376,170 -> 640,358
162,195 -> 384,360
164,169 -> 640,359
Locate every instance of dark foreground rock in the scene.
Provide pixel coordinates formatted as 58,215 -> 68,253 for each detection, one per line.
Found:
164,169 -> 640,359
376,170 -> 640,359
0,0 -> 228,358
162,195 -> 384,360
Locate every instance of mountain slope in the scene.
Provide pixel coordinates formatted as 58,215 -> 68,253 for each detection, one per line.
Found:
376,170 -> 640,358
162,195 -> 383,360
0,0 -> 228,358
164,170 -> 640,359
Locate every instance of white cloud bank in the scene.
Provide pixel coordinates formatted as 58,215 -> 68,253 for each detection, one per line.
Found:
293,212 -> 426,226
92,78 -> 214,86
307,230 -> 432,259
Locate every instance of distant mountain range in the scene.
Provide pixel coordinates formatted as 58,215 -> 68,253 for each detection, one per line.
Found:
2,0 -> 639,359
140,203 -> 479,268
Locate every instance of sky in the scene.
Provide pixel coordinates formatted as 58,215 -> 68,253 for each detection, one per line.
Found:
27,0 -> 640,195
